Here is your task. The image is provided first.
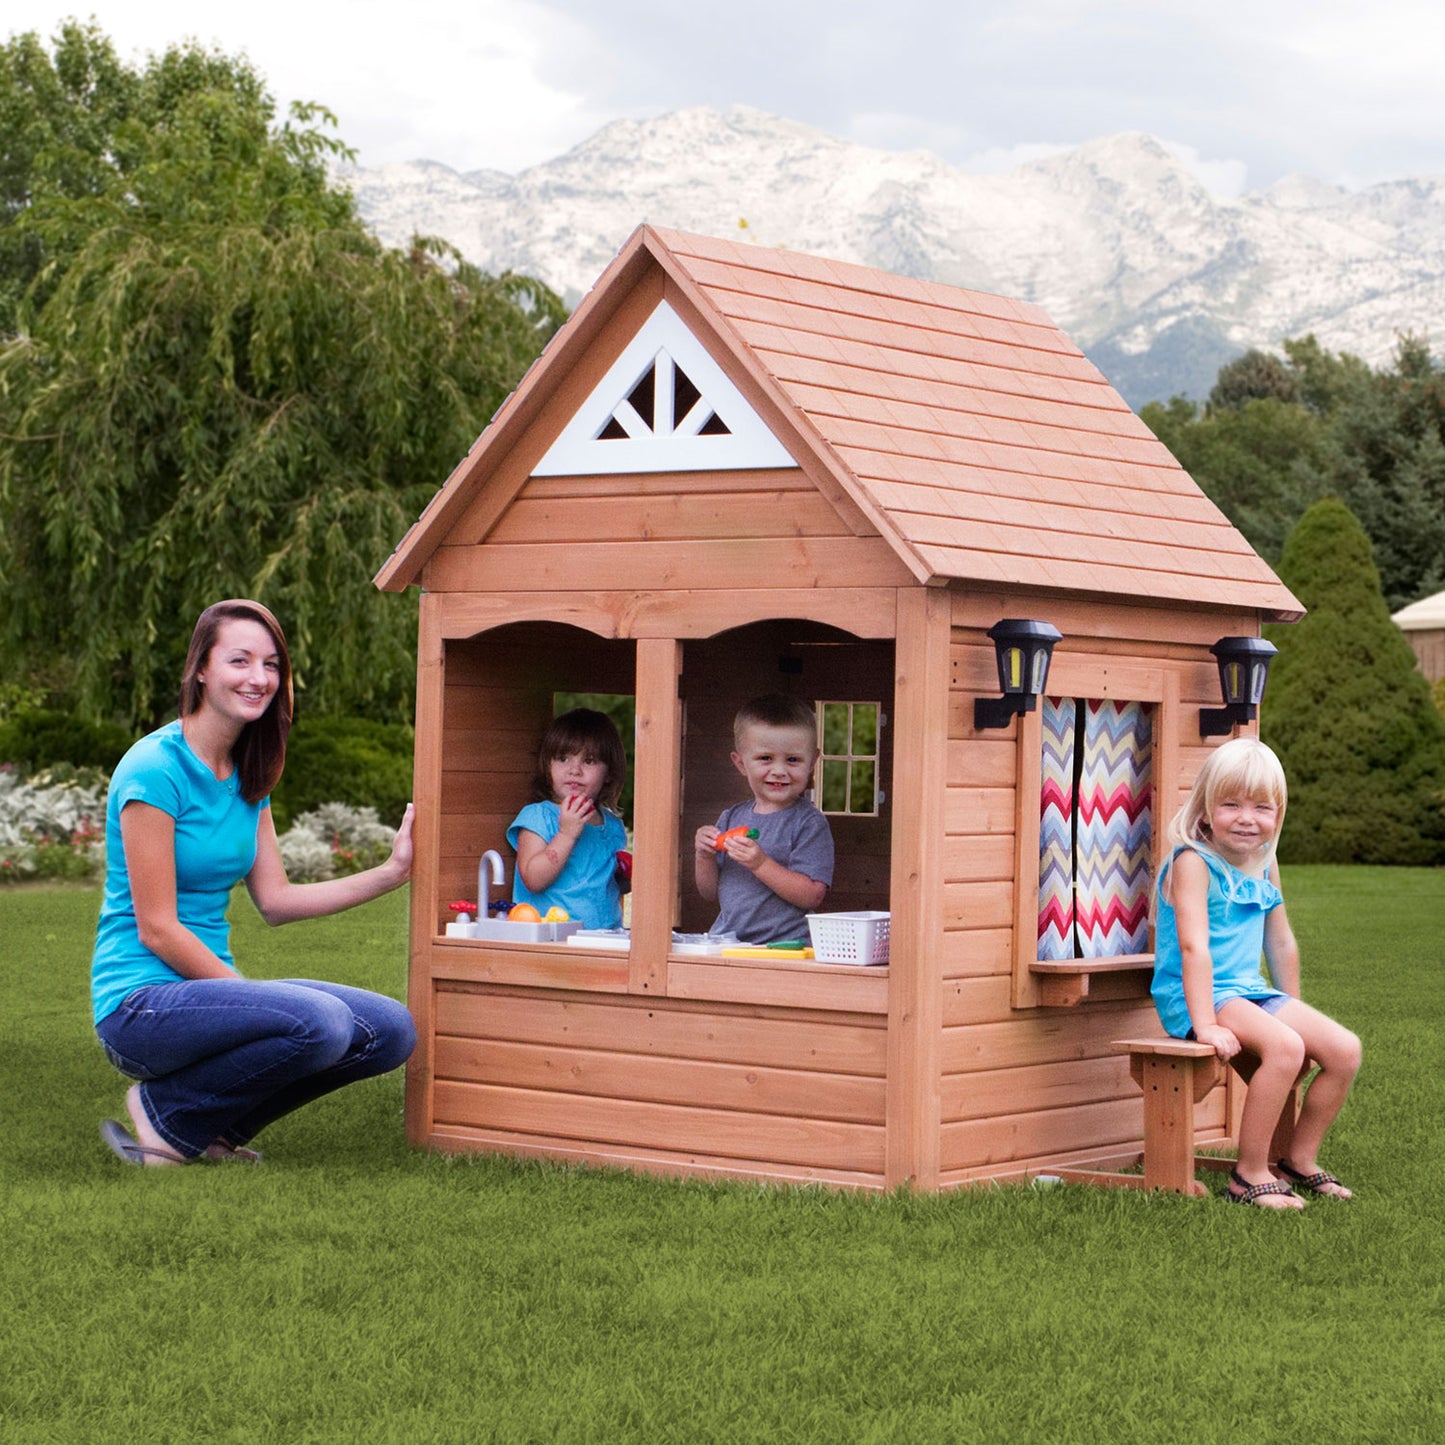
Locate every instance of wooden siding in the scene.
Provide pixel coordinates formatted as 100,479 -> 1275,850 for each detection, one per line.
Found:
933,595 -> 1258,1176
432,983 -> 887,1183
1403,626 -> 1445,684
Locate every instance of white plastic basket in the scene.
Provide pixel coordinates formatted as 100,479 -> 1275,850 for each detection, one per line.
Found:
805,910 -> 891,965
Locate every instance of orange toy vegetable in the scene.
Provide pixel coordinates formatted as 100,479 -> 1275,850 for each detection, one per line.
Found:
507,902 -> 542,922
713,826 -> 760,851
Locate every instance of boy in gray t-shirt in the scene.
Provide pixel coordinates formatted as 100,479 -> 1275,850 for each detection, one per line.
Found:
693,695 -> 834,944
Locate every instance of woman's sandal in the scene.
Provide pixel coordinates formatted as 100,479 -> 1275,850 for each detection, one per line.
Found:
100,1118 -> 187,1167
1276,1158 -> 1352,1198
1226,1168 -> 1304,1209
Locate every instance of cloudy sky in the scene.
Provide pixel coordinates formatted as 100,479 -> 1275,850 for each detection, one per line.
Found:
10,1 -> 1445,194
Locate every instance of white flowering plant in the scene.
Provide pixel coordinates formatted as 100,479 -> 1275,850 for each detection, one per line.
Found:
277,803 -> 395,882
0,765 -> 108,883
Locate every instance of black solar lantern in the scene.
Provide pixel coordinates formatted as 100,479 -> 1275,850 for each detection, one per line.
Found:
975,619 -> 1063,730
1199,636 -> 1278,737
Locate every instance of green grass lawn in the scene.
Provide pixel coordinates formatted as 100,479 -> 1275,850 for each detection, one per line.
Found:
2,867 -> 1441,1443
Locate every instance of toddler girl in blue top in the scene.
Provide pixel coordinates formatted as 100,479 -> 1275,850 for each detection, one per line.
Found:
1153,737 -> 1360,1209
506,708 -> 629,930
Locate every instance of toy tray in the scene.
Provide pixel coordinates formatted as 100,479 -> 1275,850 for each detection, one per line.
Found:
445,919 -> 583,943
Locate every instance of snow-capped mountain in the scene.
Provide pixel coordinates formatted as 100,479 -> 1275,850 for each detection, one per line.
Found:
340,106 -> 1445,408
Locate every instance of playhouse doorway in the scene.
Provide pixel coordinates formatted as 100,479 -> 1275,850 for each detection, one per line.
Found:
676,621 -> 895,933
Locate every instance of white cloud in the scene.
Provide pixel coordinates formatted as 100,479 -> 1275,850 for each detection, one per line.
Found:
9,0 -> 1445,185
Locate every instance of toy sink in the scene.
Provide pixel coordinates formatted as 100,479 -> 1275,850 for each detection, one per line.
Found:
446,918 -> 583,943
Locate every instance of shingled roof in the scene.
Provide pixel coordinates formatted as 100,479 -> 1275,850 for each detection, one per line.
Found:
377,225 -> 1301,619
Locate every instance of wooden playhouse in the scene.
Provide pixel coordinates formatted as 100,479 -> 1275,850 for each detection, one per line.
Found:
374,225 -> 1302,1191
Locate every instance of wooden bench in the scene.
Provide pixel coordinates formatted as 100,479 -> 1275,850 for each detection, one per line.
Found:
1057,1036 -> 1300,1196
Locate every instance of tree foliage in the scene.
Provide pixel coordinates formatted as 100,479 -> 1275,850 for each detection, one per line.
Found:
1143,333 -> 1445,610
1142,393 -> 1331,564
1207,347 -> 1299,411
1263,499 -> 1445,865
0,23 -> 564,728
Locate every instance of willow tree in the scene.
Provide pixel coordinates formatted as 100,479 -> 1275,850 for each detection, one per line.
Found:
0,23 -> 563,726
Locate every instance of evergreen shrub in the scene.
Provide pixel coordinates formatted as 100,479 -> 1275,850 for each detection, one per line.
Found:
1265,498 -> 1445,864
271,716 -> 413,831
0,709 -> 134,773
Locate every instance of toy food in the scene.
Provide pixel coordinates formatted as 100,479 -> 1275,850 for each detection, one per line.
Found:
713,826 -> 760,851
615,850 -> 633,880
507,902 -> 542,922
543,906 -> 570,922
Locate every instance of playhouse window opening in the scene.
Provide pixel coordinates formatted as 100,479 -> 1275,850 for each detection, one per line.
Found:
1038,697 -> 1153,962
816,701 -> 881,816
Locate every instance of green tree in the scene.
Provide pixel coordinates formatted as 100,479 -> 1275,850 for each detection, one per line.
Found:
1263,498 -> 1445,864
1141,393 -> 1332,564
1329,333 -> 1445,611
1207,347 -> 1299,411
0,24 -> 564,728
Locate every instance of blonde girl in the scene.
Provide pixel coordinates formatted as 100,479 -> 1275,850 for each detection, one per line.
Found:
1152,738 -> 1360,1209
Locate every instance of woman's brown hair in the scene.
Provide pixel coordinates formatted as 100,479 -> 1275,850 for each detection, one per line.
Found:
179,599 -> 293,803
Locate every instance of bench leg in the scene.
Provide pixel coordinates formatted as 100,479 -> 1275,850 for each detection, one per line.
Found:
1134,1055 -> 1218,1196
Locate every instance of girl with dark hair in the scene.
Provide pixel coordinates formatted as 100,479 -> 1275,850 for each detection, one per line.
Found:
505,708 -> 629,929
93,600 -> 416,1167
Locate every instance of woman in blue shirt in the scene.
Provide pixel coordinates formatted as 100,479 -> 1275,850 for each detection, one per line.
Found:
94,599 -> 415,1166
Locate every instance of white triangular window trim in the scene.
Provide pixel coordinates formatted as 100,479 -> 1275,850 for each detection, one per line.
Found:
533,299 -> 797,476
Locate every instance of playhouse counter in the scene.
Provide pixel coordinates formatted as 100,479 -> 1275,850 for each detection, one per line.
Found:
427,935 -> 889,1013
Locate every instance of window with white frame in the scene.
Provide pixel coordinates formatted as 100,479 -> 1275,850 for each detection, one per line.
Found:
816,701 -> 881,816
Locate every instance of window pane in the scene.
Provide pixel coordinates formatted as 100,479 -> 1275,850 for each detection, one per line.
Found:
850,703 -> 878,754
849,760 -> 876,813
822,703 -> 850,755
820,758 -> 849,812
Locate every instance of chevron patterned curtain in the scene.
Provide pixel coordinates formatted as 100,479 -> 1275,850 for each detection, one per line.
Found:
1037,697 -> 1077,961
1074,700 -> 1153,958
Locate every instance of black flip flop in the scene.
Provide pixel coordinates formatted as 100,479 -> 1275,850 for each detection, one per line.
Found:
1277,1158 -> 1352,1197
100,1118 -> 186,1166
1226,1167 -> 1302,1208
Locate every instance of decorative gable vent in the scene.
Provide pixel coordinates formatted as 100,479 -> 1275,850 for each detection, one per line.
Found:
534,300 -> 796,476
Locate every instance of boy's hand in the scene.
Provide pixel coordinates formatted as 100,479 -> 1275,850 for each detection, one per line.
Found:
695,825 -> 721,857
557,793 -> 594,838
1195,1023 -> 1240,1061
723,832 -> 766,871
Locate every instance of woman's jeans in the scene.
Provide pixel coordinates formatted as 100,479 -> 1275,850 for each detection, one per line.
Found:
95,978 -> 416,1158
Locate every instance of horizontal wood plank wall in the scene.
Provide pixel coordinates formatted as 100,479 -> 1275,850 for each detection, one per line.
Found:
936,593 -> 1257,1178
431,983 -> 888,1184
677,627 -> 896,932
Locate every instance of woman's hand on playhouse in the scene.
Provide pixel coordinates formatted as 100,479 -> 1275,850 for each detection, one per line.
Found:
556,792 -> 594,837
1195,1022 -> 1240,1061
387,804 -> 415,881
